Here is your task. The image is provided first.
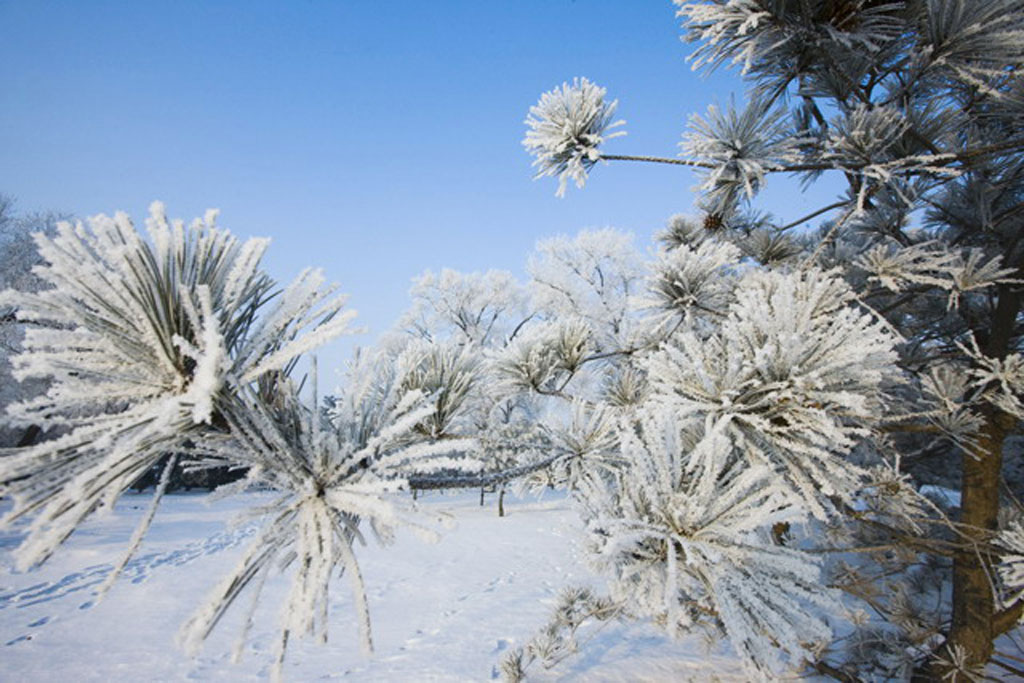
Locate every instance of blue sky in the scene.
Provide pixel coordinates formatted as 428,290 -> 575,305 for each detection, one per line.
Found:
1,1 -> 840,384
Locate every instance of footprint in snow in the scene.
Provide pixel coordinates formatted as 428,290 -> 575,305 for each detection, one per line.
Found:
0,520 -> 258,654
3,615 -> 52,646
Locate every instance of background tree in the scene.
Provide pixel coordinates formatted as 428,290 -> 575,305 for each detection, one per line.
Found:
0,194 -> 70,447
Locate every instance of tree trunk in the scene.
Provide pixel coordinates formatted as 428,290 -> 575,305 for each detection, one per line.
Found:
942,281 -> 1022,671
945,406 -> 1010,667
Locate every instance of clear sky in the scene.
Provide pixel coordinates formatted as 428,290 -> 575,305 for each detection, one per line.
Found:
1,1 -> 840,385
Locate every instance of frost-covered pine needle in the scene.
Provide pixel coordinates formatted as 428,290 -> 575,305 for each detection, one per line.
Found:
523,78 -> 625,197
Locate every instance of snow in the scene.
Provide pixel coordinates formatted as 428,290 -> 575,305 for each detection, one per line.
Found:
0,490 -> 746,682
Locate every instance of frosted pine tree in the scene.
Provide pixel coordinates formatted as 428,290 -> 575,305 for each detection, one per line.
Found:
0,203 -> 355,578
519,0 -> 1024,676
181,351 -> 478,679
0,203 -> 492,678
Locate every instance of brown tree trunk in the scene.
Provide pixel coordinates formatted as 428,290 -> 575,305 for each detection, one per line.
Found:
943,281 -> 1022,670
945,406 -> 1011,667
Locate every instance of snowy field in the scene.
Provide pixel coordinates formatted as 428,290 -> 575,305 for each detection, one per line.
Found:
0,490 -> 748,682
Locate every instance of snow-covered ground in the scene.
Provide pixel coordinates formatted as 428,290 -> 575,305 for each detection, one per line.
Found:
0,490 -> 747,682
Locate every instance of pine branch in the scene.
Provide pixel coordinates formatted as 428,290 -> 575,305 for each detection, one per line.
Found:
993,599 -> 1024,637
601,153 -> 714,168
990,655 -> 1024,679
804,204 -> 860,267
603,136 -> 1024,179
776,200 -> 850,232
879,422 -> 945,435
